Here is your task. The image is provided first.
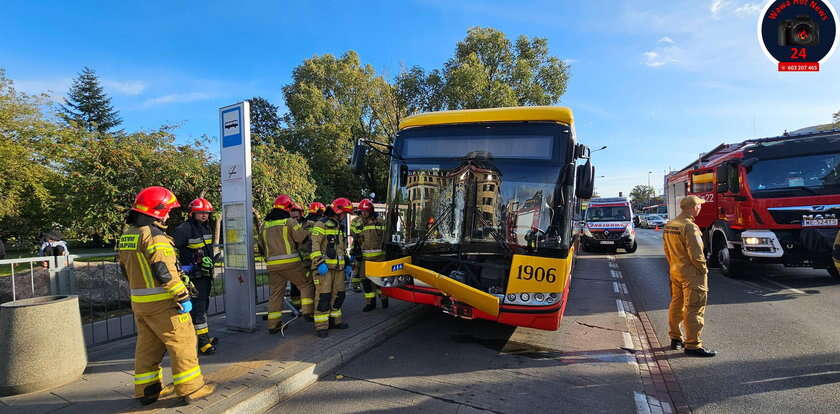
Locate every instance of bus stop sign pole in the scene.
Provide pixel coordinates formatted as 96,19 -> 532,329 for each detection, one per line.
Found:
219,101 -> 256,332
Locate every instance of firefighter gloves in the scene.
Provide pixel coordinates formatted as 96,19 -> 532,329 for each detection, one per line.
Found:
178,299 -> 193,314
317,263 -> 329,275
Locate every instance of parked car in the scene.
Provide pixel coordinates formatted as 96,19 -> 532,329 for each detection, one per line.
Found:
643,214 -> 667,228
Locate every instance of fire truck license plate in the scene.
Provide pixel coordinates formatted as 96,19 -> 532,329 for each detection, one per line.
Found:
600,240 -> 615,245
803,218 -> 838,227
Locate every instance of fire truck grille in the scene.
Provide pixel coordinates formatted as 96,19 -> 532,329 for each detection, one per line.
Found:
769,208 -> 840,225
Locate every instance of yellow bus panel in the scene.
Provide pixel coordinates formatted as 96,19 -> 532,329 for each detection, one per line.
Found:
399,106 -> 574,130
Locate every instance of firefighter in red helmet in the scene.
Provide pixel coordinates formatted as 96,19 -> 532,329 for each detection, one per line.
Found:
173,197 -> 218,355
311,198 -> 353,337
351,199 -> 388,312
257,195 -> 316,333
118,187 -> 214,405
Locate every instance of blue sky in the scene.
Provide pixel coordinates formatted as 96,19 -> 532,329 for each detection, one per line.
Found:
3,0 -> 839,198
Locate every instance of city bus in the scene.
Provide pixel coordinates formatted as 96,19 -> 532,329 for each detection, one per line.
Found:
351,106 -> 594,330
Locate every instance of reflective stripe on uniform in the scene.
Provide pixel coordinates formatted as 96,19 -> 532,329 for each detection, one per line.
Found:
313,314 -> 329,322
147,242 -> 174,254
301,298 -> 314,305
134,368 -> 162,384
363,225 -> 385,231
364,292 -> 375,299
310,251 -> 322,259
351,278 -> 362,283
362,249 -> 384,258
173,366 -> 202,385
311,227 -> 339,235
330,310 -> 342,318
264,219 -> 288,229
200,343 -> 214,352
167,281 -> 187,296
196,327 -> 209,335
265,253 -> 301,265
323,256 -> 345,265
136,252 -> 155,288
130,287 -> 173,303
267,311 -> 283,320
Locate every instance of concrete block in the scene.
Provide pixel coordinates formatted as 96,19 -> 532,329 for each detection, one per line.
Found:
0,296 -> 88,396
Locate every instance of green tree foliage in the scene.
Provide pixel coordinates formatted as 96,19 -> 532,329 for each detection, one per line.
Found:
833,109 -> 840,127
0,70 -> 65,242
251,144 -> 316,213
60,67 -> 122,133
53,128 -> 219,242
629,185 -> 656,211
442,27 -> 570,109
248,96 -> 281,146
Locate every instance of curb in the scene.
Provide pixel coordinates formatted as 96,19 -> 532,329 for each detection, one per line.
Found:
211,304 -> 430,414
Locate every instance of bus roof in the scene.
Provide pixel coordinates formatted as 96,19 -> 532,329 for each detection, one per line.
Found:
399,106 -> 574,130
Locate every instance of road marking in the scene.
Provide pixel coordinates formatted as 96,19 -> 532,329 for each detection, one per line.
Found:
611,270 -> 622,279
622,283 -> 630,295
634,392 -> 653,414
758,277 -> 806,295
624,300 -> 636,314
613,281 -> 620,294
616,299 -> 626,318
623,331 -> 634,349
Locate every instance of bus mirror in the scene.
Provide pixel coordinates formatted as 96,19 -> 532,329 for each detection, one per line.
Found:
399,164 -> 408,187
575,160 -> 594,199
350,140 -> 367,174
574,144 -> 591,159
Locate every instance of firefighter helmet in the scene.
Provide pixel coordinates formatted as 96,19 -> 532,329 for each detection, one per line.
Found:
358,199 -> 374,213
188,197 -> 214,213
273,194 -> 293,212
132,186 -> 180,220
308,202 -> 326,215
330,197 -> 353,215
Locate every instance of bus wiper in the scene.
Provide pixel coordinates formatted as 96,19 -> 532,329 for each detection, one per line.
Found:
474,206 -> 514,255
410,204 -> 454,254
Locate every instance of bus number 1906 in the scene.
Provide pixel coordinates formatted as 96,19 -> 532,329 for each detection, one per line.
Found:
516,265 -> 557,283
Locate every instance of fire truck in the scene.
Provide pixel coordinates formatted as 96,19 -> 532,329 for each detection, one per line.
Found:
665,129 -> 840,278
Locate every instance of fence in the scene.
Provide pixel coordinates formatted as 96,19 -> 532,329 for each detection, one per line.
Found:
0,253 -> 271,346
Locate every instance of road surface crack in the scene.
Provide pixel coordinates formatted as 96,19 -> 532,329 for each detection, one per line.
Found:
340,374 -> 507,414
575,320 -> 626,332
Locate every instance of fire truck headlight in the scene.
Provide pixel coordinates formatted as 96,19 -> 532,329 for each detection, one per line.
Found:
743,237 -> 772,245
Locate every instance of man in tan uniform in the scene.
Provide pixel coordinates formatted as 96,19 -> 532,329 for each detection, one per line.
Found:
258,195 -> 315,334
118,186 -> 215,405
663,195 -> 717,357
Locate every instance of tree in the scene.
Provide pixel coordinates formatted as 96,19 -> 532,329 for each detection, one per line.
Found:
629,185 -> 656,211
833,109 -> 840,127
394,66 -> 445,116
441,27 -> 570,109
60,67 -> 122,133
251,144 -> 317,213
248,96 -> 281,146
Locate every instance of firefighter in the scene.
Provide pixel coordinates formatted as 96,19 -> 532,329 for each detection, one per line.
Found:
352,199 -> 388,312
299,202 -> 326,319
287,203 -> 306,312
349,205 -> 363,293
118,186 -> 214,405
833,230 -> 840,275
258,195 -> 315,334
663,195 -> 717,357
173,197 -> 218,355
311,197 -> 354,338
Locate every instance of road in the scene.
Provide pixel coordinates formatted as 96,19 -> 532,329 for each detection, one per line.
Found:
269,229 -> 840,413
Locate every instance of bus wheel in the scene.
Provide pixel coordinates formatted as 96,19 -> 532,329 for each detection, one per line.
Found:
625,241 -> 637,253
718,245 -> 745,278
827,266 -> 840,280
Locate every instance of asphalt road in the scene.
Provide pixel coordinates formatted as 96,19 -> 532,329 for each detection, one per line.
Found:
271,253 -> 643,414
620,229 -> 840,414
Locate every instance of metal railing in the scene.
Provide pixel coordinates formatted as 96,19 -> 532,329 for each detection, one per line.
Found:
0,253 -> 270,346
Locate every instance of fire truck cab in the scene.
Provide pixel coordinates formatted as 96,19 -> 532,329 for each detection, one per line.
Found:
665,130 -> 840,278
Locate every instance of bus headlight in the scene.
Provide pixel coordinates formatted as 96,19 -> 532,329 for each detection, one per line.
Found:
505,292 -> 562,306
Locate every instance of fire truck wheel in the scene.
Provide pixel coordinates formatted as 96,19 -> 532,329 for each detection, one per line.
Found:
717,246 -> 745,278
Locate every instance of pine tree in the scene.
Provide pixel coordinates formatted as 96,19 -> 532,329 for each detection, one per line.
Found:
60,67 -> 122,132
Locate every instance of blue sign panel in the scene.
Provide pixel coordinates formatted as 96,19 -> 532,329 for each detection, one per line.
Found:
222,107 -> 243,148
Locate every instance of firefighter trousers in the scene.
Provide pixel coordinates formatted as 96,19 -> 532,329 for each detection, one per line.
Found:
190,276 -> 214,350
133,308 -> 204,398
268,263 -> 314,330
668,274 -> 708,350
314,269 -> 345,331
360,261 -> 383,304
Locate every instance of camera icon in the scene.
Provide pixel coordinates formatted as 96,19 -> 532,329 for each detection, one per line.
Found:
778,15 -> 820,46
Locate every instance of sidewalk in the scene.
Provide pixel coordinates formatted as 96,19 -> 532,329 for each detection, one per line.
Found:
0,290 -> 427,414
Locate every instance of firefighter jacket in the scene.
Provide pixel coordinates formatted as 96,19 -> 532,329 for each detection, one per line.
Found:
173,218 -> 214,269
663,212 -> 708,281
299,219 -> 316,262
350,215 -> 385,261
118,223 -> 190,315
258,210 -> 309,271
311,216 -> 348,270
833,230 -> 840,270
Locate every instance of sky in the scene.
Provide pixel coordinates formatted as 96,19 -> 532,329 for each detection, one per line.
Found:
3,0 -> 839,198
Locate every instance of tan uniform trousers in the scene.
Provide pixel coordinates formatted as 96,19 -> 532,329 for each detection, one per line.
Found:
314,269 -> 346,331
267,262 -> 315,329
668,273 -> 708,350
134,308 -> 204,397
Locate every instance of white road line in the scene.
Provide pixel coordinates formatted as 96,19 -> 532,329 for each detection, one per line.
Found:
624,300 -> 636,314
616,299 -> 626,318
611,270 -> 622,279
758,277 -> 806,295
613,281 -> 620,294
622,283 -> 630,295
623,331 -> 634,349
634,392 -> 653,414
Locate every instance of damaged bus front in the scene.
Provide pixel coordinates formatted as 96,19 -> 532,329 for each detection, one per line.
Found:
353,107 -> 594,330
